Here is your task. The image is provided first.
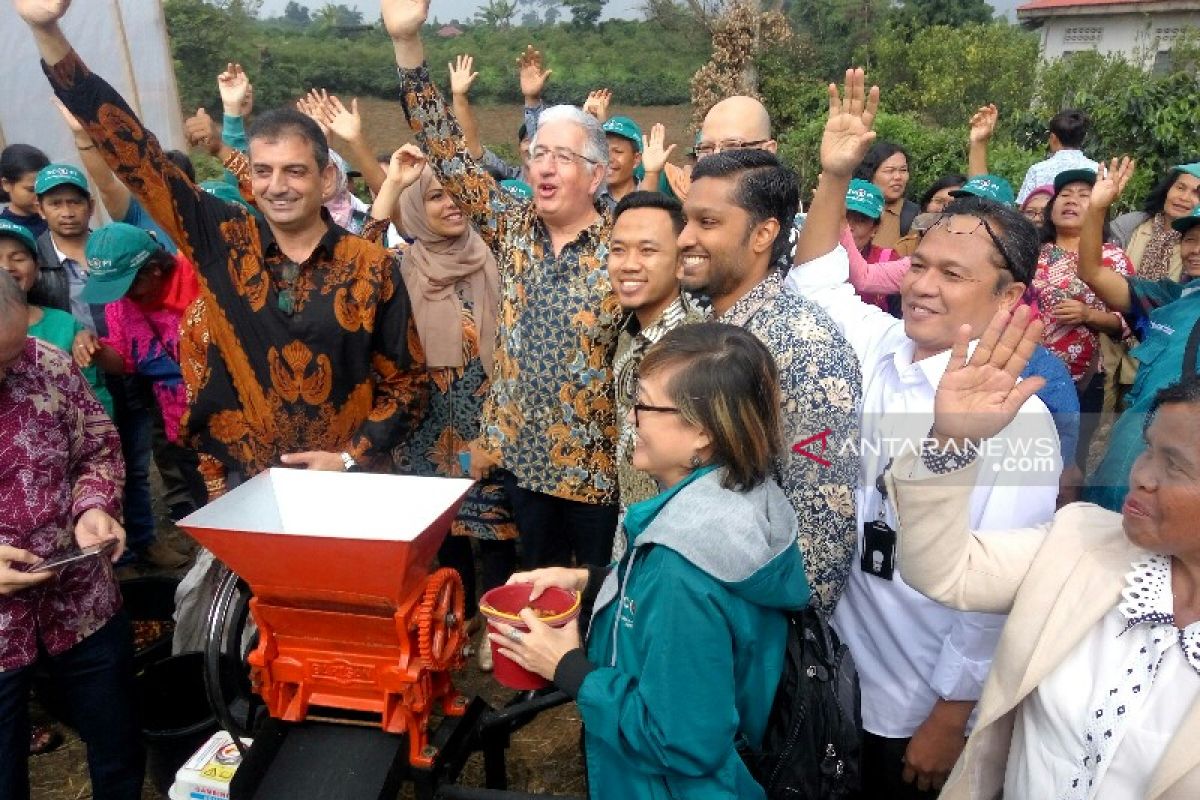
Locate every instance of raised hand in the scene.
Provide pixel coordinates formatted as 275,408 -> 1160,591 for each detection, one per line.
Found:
821,67 -> 880,179
640,123 -> 676,174
12,0 -> 72,26
183,108 -> 220,156
449,54 -> 478,97
322,95 -> 363,144
295,90 -> 330,137
218,62 -> 251,116
384,144 -> 427,189
517,45 -> 552,102
381,0 -> 430,41
1089,156 -> 1135,211
932,306 -> 1046,446
968,103 -> 998,145
240,82 -> 255,117
582,88 -> 612,123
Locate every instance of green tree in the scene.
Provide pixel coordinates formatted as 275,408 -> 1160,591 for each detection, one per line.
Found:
283,1 -> 311,24
476,0 -> 519,27
888,0 -> 993,31
787,0 -> 888,79
563,0 -> 605,27
866,23 -> 1039,124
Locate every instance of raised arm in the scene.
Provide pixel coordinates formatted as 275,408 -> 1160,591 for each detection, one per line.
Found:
384,0 -> 518,251
841,224 -> 910,294
449,54 -> 484,160
16,1 -> 239,267
582,88 -> 611,124
793,68 -> 879,266
369,145 -> 425,237
967,104 -> 996,178
889,307 -> 1050,613
52,97 -> 130,220
218,62 -> 252,153
639,124 -> 676,192
1078,157 -> 1136,313
316,93 -> 389,199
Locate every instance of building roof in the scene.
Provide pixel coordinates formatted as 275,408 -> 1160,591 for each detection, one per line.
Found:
1018,0 -> 1200,14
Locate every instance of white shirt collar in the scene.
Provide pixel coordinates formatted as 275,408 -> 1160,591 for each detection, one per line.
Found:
1119,555 -> 1200,676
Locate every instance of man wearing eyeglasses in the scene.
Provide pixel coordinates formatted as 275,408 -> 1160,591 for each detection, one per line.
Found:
385,0 -> 623,569
787,70 -> 1062,798
14,1 -> 430,504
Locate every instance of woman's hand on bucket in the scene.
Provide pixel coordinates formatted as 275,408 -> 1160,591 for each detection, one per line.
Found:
490,612 -> 582,681
506,567 -> 589,601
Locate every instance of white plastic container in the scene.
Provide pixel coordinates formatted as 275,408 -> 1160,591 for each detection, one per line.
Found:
167,731 -> 252,800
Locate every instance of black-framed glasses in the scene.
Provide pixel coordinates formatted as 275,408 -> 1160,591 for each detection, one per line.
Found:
924,213 -> 1018,276
632,403 -> 681,427
277,261 -> 300,315
694,138 -> 769,157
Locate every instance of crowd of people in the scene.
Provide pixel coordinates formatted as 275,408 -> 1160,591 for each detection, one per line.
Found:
1,0 -> 1199,798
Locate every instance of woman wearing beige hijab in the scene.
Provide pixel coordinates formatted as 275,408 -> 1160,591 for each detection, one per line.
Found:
369,145 -> 516,670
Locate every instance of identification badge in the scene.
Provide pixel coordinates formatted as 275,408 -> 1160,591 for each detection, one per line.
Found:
860,519 -> 896,580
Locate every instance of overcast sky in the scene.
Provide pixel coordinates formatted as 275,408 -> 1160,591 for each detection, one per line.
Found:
255,0 -> 1022,25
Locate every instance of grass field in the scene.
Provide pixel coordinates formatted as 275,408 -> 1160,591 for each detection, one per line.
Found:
355,96 -> 695,166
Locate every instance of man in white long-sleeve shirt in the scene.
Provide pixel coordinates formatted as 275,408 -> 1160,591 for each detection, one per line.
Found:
786,70 -> 1063,798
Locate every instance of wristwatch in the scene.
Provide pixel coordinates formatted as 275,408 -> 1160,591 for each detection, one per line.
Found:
340,452 -> 359,472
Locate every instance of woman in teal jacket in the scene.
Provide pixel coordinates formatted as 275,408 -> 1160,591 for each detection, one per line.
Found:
492,323 -> 811,800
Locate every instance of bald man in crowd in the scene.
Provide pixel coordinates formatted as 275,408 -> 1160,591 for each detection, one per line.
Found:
659,96 -> 778,202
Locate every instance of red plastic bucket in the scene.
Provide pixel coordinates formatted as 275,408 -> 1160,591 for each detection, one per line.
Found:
479,584 -> 582,690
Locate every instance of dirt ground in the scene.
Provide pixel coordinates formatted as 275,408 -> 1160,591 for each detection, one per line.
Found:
353,96 -> 694,166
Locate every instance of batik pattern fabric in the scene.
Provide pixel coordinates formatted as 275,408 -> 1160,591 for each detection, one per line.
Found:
718,269 -> 862,617
1032,243 -> 1133,382
391,301 -> 517,541
398,62 -> 622,505
45,50 -> 429,498
0,339 -> 123,672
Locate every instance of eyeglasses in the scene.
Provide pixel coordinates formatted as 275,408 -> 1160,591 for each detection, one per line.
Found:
529,147 -> 598,167
632,403 -> 681,427
923,213 -> 1018,276
694,139 -> 769,157
277,261 -> 300,315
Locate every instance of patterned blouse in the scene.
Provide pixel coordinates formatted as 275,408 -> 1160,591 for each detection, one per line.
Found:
44,50 -> 429,497
718,269 -> 862,617
101,299 -> 187,443
398,63 -> 623,505
0,339 -> 124,672
1032,242 -> 1133,382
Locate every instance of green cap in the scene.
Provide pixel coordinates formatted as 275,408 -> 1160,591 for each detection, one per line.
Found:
34,163 -> 90,197
0,219 -> 37,255
602,116 -> 643,152
845,179 -> 885,221
81,223 -> 160,304
1174,162 -> 1200,180
1053,168 -> 1096,193
951,173 -> 1016,205
1171,204 -> 1200,234
200,180 -> 258,216
500,179 -> 532,201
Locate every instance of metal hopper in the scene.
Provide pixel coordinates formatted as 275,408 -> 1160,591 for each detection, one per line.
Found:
180,468 -> 474,767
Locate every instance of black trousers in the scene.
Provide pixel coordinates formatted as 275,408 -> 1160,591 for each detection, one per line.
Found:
859,732 -> 942,800
0,612 -> 144,800
501,471 -> 617,569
